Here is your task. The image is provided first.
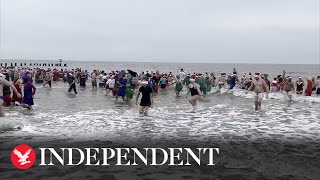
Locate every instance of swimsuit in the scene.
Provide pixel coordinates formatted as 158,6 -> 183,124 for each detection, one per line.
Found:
296,82 -> 304,94
190,86 -> 199,96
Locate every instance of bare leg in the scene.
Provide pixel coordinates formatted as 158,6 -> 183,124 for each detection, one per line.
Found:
255,101 -> 259,111
0,103 -> 5,117
190,95 -> 199,112
188,99 -> 194,106
144,107 -> 149,116
194,99 -> 197,110
139,106 -> 144,114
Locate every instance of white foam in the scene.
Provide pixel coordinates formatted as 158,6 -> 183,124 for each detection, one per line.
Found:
232,89 -> 320,103
0,117 -> 24,132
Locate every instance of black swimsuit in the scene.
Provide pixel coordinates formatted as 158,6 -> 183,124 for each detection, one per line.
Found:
190,86 -> 199,96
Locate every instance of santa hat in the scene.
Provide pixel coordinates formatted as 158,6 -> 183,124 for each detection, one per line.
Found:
254,73 -> 260,77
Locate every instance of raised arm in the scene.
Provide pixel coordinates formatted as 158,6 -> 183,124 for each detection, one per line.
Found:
0,78 -> 21,98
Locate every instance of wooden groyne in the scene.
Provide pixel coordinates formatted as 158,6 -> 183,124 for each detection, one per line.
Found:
0,62 -> 67,67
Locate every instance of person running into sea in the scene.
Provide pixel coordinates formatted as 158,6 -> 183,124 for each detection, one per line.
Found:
136,81 -> 153,116
262,74 -> 271,91
186,78 -> 203,112
229,72 -> 238,90
159,75 -> 167,89
271,78 -> 278,92
79,71 -> 87,87
205,76 -> 212,93
0,74 -> 21,116
175,75 -> 183,97
305,77 -> 312,96
316,76 -> 320,95
210,73 -> 216,87
178,68 -> 186,86
106,75 -> 115,96
295,77 -> 304,94
312,77 -> 317,92
216,73 -> 227,91
283,76 -> 294,100
68,73 -> 77,94
116,76 -> 127,100
43,70 -> 52,88
167,74 -> 173,86
125,83 -> 134,101
12,78 -> 22,106
91,70 -> 98,90
98,71 -> 106,88
152,72 -> 160,95
21,74 -> 36,111
246,73 -> 269,111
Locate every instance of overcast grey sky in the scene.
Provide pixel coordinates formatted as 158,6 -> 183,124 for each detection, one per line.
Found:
0,0 -> 319,63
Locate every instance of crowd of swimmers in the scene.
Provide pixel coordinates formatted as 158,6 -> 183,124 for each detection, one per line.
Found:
0,66 -> 319,117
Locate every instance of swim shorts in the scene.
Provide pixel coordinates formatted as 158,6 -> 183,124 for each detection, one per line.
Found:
254,93 -> 264,102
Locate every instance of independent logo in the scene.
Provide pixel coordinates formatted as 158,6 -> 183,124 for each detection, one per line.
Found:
11,144 -> 36,169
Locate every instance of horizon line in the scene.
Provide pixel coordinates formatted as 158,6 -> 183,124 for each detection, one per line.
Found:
0,58 -> 319,65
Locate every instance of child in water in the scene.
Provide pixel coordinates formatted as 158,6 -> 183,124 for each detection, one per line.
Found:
21,74 -> 36,110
